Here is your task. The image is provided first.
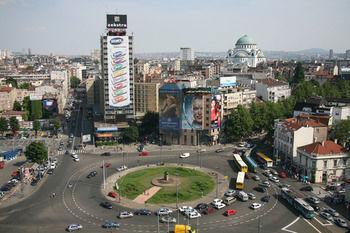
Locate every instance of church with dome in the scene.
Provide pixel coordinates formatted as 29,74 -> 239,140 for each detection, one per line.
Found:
227,35 -> 266,68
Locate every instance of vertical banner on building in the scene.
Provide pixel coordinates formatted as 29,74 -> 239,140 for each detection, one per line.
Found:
210,94 -> 222,128
107,36 -> 130,107
181,94 -> 203,130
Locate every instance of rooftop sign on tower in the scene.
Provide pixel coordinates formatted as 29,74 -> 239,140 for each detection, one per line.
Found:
107,14 -> 127,29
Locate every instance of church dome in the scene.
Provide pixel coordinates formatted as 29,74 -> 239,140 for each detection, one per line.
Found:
234,52 -> 248,58
236,35 -> 256,45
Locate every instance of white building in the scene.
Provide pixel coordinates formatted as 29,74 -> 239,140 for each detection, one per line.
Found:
227,35 -> 266,68
255,78 -> 291,103
220,87 -> 256,116
180,47 -> 194,61
297,140 -> 350,183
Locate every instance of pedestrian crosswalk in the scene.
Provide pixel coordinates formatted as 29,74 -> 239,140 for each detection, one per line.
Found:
57,149 -> 86,155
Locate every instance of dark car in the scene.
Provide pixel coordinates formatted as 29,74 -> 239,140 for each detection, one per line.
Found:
300,186 -> 313,192
100,202 -> 113,209
195,203 -> 210,212
254,186 -> 267,193
215,149 -> 224,153
102,220 -> 119,229
47,169 -> 54,175
309,203 -> 320,212
87,171 -> 97,178
261,195 -> 271,202
203,207 -> 215,215
134,209 -> 152,216
101,152 -> 111,156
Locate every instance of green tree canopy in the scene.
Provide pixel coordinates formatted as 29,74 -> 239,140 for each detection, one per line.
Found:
334,119 -> 350,148
121,126 -> 139,143
13,100 -> 22,111
224,105 -> 253,142
9,116 -> 20,135
292,62 -> 305,84
70,76 -> 81,88
33,120 -> 41,136
18,82 -> 31,89
5,77 -> 17,88
0,117 -> 8,136
25,141 -> 48,163
22,96 -> 31,112
52,118 -> 61,135
30,100 -> 43,120
140,112 -> 159,138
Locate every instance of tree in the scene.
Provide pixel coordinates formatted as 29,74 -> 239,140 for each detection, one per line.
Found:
140,112 -> 159,138
30,100 -> 42,120
25,141 -> 48,163
22,96 -> 31,112
18,82 -> 31,89
52,118 -> 61,135
121,126 -> 139,143
13,101 -> 22,111
334,119 -> 350,148
70,76 -> 81,88
5,77 -> 17,88
33,120 -> 41,136
9,116 -> 20,135
0,117 -> 8,136
292,62 -> 305,84
224,105 -> 253,142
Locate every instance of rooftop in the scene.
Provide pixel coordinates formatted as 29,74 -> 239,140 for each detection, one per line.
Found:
282,117 -> 327,131
258,78 -> 289,87
299,140 -> 346,155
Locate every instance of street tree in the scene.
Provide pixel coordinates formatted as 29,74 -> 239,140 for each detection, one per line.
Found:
30,100 -> 42,120
52,118 -> 61,135
70,76 -> 81,88
9,116 -> 20,135
224,105 -> 253,142
0,117 -> 8,136
121,126 -> 139,143
13,101 -> 22,111
33,120 -> 41,136
25,141 -> 48,163
292,62 -> 305,84
334,119 -> 350,148
140,112 -> 159,139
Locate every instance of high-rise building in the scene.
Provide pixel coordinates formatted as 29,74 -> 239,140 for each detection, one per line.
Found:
180,47 -> 194,61
100,14 -> 134,123
329,49 -> 334,59
346,49 -> 350,60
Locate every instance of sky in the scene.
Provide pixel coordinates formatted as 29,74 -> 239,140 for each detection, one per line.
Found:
0,0 -> 349,55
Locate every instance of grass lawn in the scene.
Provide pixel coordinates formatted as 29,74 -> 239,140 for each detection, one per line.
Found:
116,166 -> 215,204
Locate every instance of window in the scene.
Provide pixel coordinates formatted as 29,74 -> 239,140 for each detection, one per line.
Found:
333,160 -> 337,167
312,161 -> 316,168
323,160 -> 327,169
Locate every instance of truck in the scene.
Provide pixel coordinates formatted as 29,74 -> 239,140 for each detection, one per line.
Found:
174,224 -> 196,233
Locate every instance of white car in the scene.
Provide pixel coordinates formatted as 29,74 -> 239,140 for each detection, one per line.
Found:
73,157 -> 80,162
71,153 -> 78,159
224,189 -> 236,197
179,206 -> 193,213
250,203 -> 262,210
214,202 -> 226,209
248,193 -> 256,200
253,175 -> 260,181
269,176 -> 280,183
211,198 -> 223,206
186,210 -> 201,219
260,181 -> 271,188
118,211 -> 134,219
117,165 -> 128,172
157,208 -> 173,216
67,224 -> 82,232
180,153 -> 190,158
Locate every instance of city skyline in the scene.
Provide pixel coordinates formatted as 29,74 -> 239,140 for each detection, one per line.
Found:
0,0 -> 349,55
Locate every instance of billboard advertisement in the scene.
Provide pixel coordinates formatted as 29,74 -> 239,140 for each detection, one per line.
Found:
210,94 -> 222,128
220,76 -> 236,87
159,91 -> 181,131
107,36 -> 130,107
181,95 -> 203,129
107,14 -> 127,29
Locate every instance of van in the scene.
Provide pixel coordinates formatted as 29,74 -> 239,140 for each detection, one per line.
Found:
237,191 -> 249,202
223,196 -> 236,205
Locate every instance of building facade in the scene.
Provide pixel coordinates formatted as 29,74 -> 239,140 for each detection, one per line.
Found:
0,86 -> 16,111
255,78 -> 291,103
180,47 -> 194,61
134,82 -> 160,117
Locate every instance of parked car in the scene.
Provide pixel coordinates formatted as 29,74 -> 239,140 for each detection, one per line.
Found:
134,209 -> 152,216
252,175 -> 260,181
225,209 -> 237,216
67,224 -> 82,232
259,181 -> 271,188
269,176 -> 280,183
73,157 -> 80,162
108,192 -> 118,198
211,198 -> 223,206
116,165 -> 128,172
185,210 -> 201,219
160,216 -> 176,223
100,202 -> 113,209
334,217 -> 348,228
202,207 -> 215,215
306,196 -> 320,205
156,208 -> 173,216
180,153 -> 190,158
320,211 -> 333,221
87,171 -> 97,178
248,193 -> 256,200
213,202 -> 226,209
118,211 -> 133,219
179,206 -> 194,213
102,220 -> 119,229
215,148 -> 224,153
195,203 -> 209,212
254,186 -> 267,193
278,171 -> 287,178
100,163 -> 111,168
261,195 -> 271,202
324,208 -> 339,217
250,203 -> 262,210
300,186 -> 313,192
224,189 -> 236,197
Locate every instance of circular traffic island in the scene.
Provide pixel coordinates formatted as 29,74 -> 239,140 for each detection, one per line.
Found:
116,166 -> 215,204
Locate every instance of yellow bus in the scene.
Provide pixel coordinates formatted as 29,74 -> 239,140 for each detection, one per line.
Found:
256,152 -> 273,168
233,154 -> 248,173
236,172 -> 245,190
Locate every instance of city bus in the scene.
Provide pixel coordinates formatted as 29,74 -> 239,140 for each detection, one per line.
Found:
233,154 -> 248,173
280,188 -> 315,219
243,155 -> 258,173
236,172 -> 245,190
256,152 -> 273,168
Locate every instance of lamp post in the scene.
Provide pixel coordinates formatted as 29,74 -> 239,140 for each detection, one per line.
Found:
176,171 -> 179,224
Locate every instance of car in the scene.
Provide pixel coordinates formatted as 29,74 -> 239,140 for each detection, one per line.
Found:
324,208 -> 339,217
237,142 -> 246,148
245,143 -> 254,148
211,198 -> 223,206
253,175 -> 260,181
102,220 -> 120,229
160,216 -> 176,223
71,152 -> 78,158
259,181 -> 271,188
215,148 -> 224,153
185,210 -> 201,219
334,217 -> 348,228
100,202 -> 113,209
278,171 -> 287,178
306,196 -> 320,205
73,157 -> 80,162
263,172 -> 273,178
224,189 -> 236,197
300,186 -> 313,192
157,208 -> 173,216
180,153 -> 190,158
134,209 -> 152,216
139,151 -> 149,156
223,196 -> 237,205
225,209 -> 237,216
197,148 -> 206,153
320,211 -> 333,221
101,152 -> 111,156
278,183 -> 291,188
67,224 -> 82,232
70,134 -> 74,138
87,171 -> 97,178
213,202 -> 226,209
47,169 -> 54,174
108,192 -> 118,198
254,186 -> 267,193
248,193 -> 256,200
261,195 -> 271,202
250,203 -> 262,210
100,163 -> 111,168
203,207 -> 215,215
116,165 -> 128,172
270,169 -> 278,175
118,211 -> 133,219
269,176 -> 280,183
195,203 -> 209,212
309,203 -> 320,212
179,206 -> 194,213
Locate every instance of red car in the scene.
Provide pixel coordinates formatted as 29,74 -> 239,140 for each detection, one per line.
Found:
139,151 -> 149,156
225,209 -> 237,216
101,163 -> 112,168
108,192 -> 118,198
279,171 -> 287,178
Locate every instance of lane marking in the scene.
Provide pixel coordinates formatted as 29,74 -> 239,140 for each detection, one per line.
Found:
303,218 -> 322,233
281,216 -> 300,233
314,216 -> 332,226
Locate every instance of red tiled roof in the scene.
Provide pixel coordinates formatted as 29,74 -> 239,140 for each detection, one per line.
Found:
298,114 -> 330,126
283,117 -> 326,131
299,140 -> 345,155
0,86 -> 13,93
259,78 -> 288,87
